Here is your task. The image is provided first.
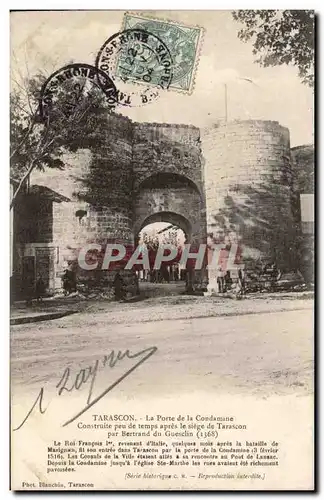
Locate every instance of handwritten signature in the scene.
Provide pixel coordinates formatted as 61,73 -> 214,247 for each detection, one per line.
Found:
13,345 -> 157,431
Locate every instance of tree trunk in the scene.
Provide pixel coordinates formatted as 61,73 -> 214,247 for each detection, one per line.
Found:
10,160 -> 37,209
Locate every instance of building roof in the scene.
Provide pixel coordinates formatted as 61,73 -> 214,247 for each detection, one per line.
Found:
29,184 -> 70,202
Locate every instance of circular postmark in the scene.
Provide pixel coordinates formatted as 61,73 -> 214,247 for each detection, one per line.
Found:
95,29 -> 173,107
39,63 -> 118,120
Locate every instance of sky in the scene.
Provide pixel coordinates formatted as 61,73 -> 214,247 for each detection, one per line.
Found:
10,10 -> 314,146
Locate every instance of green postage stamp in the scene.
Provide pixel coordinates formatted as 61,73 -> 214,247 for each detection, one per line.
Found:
119,13 -> 204,93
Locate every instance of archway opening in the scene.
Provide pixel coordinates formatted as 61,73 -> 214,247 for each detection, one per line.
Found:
135,212 -> 191,297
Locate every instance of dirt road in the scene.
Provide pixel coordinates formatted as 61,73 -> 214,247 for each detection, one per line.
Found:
11,307 -> 313,399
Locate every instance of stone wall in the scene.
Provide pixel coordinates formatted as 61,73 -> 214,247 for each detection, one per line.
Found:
291,144 -> 314,283
30,113 -> 136,293
133,179 -> 203,239
291,144 -> 314,194
132,123 -> 203,193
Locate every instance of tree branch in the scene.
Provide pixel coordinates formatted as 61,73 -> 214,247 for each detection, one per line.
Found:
10,158 -> 37,209
10,112 -> 38,160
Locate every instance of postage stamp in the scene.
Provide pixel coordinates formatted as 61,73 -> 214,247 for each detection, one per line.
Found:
121,13 -> 204,93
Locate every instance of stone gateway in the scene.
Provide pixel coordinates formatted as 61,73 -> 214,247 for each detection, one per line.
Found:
11,113 -> 313,298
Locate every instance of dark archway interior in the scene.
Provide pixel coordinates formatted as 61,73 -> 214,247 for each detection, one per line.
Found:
138,172 -> 201,197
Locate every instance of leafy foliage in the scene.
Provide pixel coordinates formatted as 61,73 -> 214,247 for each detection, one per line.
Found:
10,71 -> 115,206
232,10 -> 315,87
142,232 -> 159,250
142,226 -> 183,250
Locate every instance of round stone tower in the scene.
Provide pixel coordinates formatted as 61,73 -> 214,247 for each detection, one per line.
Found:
202,120 -> 297,291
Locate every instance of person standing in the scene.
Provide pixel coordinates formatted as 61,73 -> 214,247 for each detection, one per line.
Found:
224,270 -> 233,292
237,268 -> 245,297
62,269 -> 72,295
217,266 -> 225,293
113,271 -> 126,301
35,275 -> 45,303
23,274 -> 34,306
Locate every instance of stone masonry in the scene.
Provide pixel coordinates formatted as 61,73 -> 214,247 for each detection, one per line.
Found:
203,120 -> 298,291
21,113 -> 310,296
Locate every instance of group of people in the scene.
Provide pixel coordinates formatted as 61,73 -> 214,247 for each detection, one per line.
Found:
24,261 -> 284,305
62,268 -> 129,301
217,268 -> 246,296
137,265 -> 182,283
23,268 -> 76,305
